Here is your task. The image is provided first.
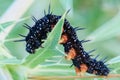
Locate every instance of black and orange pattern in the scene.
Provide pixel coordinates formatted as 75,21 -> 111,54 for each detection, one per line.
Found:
16,6 -> 110,76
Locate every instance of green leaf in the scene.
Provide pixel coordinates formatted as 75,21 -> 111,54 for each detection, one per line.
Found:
0,21 -> 14,35
23,10 -> 68,68
0,25 -> 5,32
30,65 -> 75,76
0,17 -> 30,42
0,58 -> 22,65
0,16 -> 30,32
0,21 -> 14,29
7,65 -> 27,80
0,45 -> 13,59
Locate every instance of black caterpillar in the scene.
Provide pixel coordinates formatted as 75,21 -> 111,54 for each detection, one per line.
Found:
15,5 -> 110,76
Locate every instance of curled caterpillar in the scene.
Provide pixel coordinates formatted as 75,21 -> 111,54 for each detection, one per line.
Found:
15,5 -> 110,76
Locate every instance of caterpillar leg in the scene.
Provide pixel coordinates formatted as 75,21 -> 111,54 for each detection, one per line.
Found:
75,64 -> 88,76
80,64 -> 88,75
65,48 -> 76,60
75,67 -> 81,76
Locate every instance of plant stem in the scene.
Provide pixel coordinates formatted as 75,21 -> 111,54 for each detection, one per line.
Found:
28,74 -> 120,80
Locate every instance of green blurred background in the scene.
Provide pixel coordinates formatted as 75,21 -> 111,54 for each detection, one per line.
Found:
0,0 -> 120,78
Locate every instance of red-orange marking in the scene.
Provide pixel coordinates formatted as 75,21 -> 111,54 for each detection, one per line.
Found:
59,34 -> 68,44
65,48 -> 76,60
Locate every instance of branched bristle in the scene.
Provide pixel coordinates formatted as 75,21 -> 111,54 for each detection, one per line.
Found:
44,10 -> 46,15
48,2 -> 51,14
19,34 -> 26,37
14,39 -> 25,42
95,54 -> 100,59
101,56 -> 108,63
88,49 -> 96,54
32,16 -> 37,22
23,23 -> 31,29
80,40 -> 91,43
66,9 -> 71,15
74,27 -> 85,31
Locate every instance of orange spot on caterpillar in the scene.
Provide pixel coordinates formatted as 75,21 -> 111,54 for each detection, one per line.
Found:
65,48 -> 76,60
59,34 -> 68,44
80,64 -> 88,73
